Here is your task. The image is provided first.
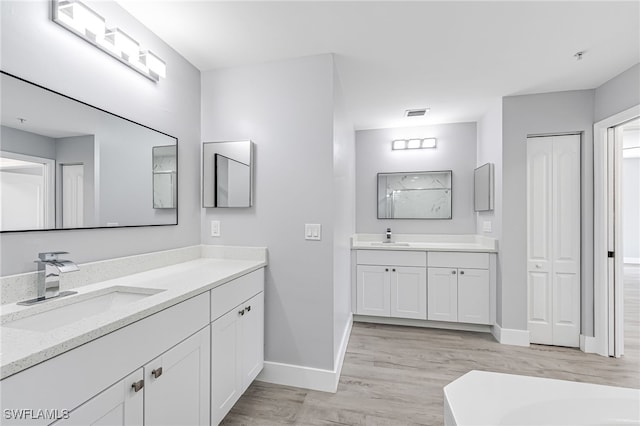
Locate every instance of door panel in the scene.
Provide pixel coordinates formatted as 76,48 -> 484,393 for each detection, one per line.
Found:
62,164 -> 84,228
241,292 -> 264,391
427,268 -> 457,322
356,266 -> 390,317
458,269 -> 490,324
211,308 -> 242,425
390,267 -> 427,320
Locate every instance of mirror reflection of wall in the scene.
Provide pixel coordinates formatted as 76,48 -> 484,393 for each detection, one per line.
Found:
202,141 -> 253,208
377,171 -> 452,219
153,145 -> 177,209
0,71 -> 178,232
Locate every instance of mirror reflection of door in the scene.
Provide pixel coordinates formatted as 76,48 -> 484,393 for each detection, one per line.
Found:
0,152 -> 54,230
61,164 -> 84,228
214,154 -> 250,207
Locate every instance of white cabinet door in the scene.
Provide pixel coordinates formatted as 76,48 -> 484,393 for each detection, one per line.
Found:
211,307 -> 243,426
241,292 -> 264,392
390,266 -> 427,320
356,265 -> 390,317
458,269 -> 490,324
427,268 -> 458,322
144,327 -> 210,426
54,370 -> 143,426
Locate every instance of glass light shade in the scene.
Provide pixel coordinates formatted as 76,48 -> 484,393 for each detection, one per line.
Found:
142,51 -> 167,78
392,140 -> 406,150
407,139 -> 421,149
108,28 -> 140,63
56,1 -> 105,40
422,138 -> 437,148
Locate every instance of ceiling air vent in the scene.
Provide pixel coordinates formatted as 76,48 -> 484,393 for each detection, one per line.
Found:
404,108 -> 429,117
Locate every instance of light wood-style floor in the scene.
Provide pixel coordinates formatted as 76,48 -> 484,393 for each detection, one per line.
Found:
222,267 -> 640,425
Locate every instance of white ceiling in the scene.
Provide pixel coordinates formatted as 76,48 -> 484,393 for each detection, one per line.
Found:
118,1 -> 640,130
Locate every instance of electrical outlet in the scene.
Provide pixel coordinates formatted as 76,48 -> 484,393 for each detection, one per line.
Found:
483,221 -> 492,233
305,224 -> 321,241
211,220 -> 220,237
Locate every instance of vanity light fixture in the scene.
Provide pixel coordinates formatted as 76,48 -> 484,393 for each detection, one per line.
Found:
391,138 -> 437,150
52,0 -> 166,82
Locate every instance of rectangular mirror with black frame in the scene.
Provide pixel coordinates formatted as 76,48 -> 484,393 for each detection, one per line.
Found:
0,71 -> 178,232
202,141 -> 253,208
377,170 -> 452,219
474,163 -> 494,212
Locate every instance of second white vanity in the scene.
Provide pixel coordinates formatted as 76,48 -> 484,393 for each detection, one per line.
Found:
351,234 -> 497,330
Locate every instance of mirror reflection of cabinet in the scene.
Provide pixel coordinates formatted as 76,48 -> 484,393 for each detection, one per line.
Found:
203,141 -> 253,208
152,145 -> 177,209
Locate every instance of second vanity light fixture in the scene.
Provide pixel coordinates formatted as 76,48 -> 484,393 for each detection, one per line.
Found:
392,138 -> 437,150
52,0 -> 166,82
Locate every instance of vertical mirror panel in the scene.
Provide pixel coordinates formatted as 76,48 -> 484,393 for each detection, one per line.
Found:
377,171 -> 452,219
203,141 -> 253,208
474,163 -> 494,212
0,71 -> 178,232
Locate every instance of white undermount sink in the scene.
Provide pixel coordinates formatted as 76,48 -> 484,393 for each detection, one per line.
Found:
370,242 -> 411,247
2,286 -> 165,332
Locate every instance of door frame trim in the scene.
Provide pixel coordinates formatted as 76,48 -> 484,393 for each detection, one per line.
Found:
593,104 -> 640,357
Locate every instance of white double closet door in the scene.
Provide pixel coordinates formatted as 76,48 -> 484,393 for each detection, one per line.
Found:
527,134 -> 581,347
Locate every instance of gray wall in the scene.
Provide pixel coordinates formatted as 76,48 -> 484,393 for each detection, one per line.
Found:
476,99 -> 503,324
355,122 -> 477,234
623,156 -> 640,263
332,64 -> 355,360
595,64 -> 640,122
201,54 -> 347,371
502,90 -> 595,333
0,0 -> 201,276
1,126 -> 56,160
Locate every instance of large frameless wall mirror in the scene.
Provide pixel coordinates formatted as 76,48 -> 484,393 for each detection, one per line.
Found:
378,170 -> 452,219
202,141 -> 253,208
474,162 -> 494,212
0,71 -> 178,232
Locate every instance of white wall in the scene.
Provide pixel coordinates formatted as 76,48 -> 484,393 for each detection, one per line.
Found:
501,90 -> 595,333
332,63 -> 355,362
201,54 -> 348,371
355,122 -> 477,234
595,64 -> 640,123
0,0 -> 201,276
476,99 -> 503,324
623,157 -> 640,263
1,126 -> 56,160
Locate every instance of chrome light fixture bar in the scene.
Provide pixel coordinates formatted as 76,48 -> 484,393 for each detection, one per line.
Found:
52,0 -> 166,82
392,138 -> 437,150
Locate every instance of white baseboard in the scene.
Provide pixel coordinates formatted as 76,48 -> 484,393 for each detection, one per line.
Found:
256,314 -> 353,393
491,323 -> 530,346
580,334 -> 598,353
624,257 -> 640,264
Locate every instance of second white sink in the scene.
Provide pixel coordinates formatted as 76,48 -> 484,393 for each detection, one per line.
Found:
3,286 -> 165,332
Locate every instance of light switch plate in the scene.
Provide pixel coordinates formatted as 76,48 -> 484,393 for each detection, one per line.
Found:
305,224 -> 321,241
483,221 -> 492,233
211,220 -> 221,237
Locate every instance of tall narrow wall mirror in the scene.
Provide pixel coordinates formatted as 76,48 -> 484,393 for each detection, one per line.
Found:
377,170 -> 452,219
0,71 -> 178,232
202,141 -> 253,208
474,163 -> 494,212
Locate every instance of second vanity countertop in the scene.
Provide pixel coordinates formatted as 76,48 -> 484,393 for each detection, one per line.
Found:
0,254 -> 267,380
351,233 -> 498,253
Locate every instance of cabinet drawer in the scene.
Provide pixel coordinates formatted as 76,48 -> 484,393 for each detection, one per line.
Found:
357,250 -> 426,267
427,252 -> 489,269
211,268 -> 264,322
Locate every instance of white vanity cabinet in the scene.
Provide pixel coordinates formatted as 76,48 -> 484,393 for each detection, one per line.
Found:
427,252 -> 492,325
355,251 -> 427,320
210,269 -> 264,426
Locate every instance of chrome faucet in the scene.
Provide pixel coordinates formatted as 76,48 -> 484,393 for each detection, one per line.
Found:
386,228 -> 392,242
18,252 -> 79,306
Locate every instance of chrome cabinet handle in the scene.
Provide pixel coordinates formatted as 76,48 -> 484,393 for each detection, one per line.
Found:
239,309 -> 245,316
131,380 -> 144,392
392,268 -> 396,272
385,268 -> 389,272
151,367 -> 163,379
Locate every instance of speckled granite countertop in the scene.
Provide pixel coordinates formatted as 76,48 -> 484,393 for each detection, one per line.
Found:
0,255 -> 266,379
351,234 -> 498,252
